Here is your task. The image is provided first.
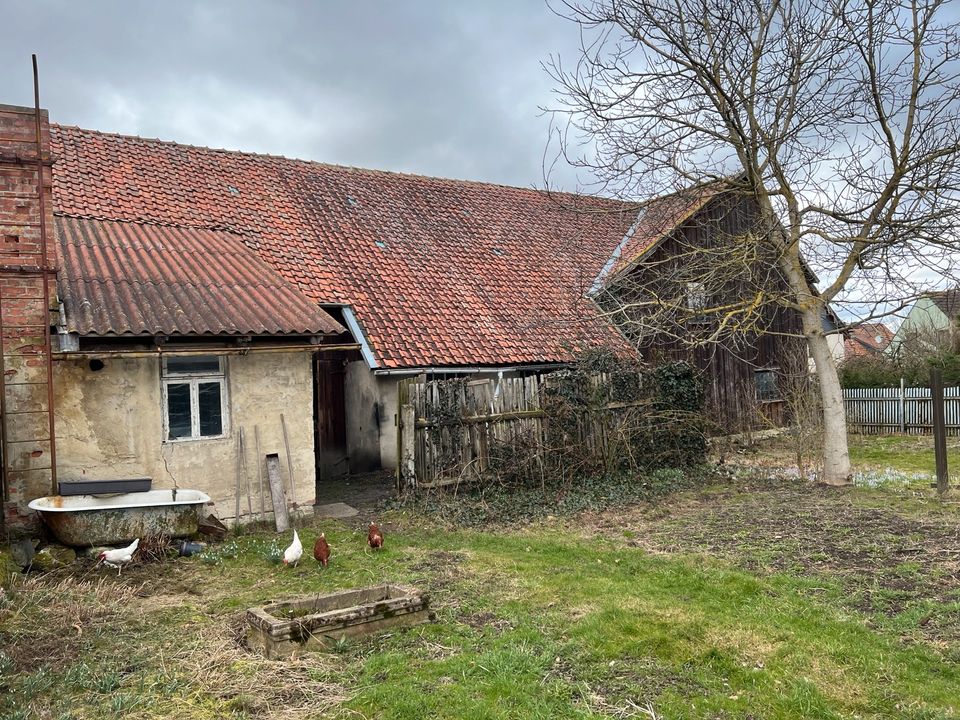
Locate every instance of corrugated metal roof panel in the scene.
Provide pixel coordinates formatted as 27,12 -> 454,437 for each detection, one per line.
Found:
56,216 -> 344,337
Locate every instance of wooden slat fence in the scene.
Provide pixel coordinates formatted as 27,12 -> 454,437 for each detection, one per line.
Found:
843,383 -> 960,435
396,371 -> 652,488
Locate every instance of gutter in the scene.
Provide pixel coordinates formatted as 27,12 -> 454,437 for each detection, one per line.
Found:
373,363 -> 566,377
52,343 -> 360,361
588,207 -> 647,297
341,306 -> 379,369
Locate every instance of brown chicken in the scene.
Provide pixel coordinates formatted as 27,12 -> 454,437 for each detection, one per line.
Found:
367,522 -> 384,550
313,533 -> 330,567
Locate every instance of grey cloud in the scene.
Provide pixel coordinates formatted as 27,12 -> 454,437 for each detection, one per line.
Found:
1,0 -> 587,190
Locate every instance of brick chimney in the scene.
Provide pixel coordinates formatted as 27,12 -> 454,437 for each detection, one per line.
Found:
0,102 -> 57,536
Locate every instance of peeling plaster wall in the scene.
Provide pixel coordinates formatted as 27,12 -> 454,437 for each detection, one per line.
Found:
377,375 -> 399,469
53,352 -> 316,522
344,360 -> 383,473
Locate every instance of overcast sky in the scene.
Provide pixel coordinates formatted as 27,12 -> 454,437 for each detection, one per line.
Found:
1,1 -> 583,191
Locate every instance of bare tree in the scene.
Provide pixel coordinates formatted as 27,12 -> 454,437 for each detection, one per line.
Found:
548,0 -> 960,484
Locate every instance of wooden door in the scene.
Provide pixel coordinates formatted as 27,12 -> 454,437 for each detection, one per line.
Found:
314,353 -> 348,484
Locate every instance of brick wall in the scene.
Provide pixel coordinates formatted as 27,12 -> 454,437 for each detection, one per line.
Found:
0,103 -> 57,535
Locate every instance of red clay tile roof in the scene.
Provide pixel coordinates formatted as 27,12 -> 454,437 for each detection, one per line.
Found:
56,216 -> 345,337
844,323 -> 893,359
601,183 -> 728,282
49,125 -> 696,367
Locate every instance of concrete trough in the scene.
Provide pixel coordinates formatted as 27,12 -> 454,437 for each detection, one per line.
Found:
246,584 -> 433,659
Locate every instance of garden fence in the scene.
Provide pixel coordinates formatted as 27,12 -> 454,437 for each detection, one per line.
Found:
843,382 -> 960,436
395,372 -> 653,488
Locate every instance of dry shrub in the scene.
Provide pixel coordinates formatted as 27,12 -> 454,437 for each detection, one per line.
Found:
136,533 -> 175,565
2,575 -> 142,671
173,620 -> 349,719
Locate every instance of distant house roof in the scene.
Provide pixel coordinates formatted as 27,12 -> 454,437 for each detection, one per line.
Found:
56,216 -> 345,337
844,323 -> 893,359
927,289 -> 960,319
51,125 -> 665,368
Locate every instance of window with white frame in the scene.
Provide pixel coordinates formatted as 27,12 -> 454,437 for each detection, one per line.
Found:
161,355 -> 228,440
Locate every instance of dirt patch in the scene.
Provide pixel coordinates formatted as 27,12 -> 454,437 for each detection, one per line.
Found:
459,610 -> 514,632
3,629 -> 85,673
548,653 -> 704,717
410,550 -> 466,593
587,475 -> 960,645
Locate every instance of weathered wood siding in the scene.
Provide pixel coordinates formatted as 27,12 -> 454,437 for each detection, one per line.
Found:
396,372 -> 659,488
606,193 -> 805,431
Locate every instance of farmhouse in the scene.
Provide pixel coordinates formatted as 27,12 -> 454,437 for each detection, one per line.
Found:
844,322 -> 894,360
0,102 -> 803,531
889,289 -> 960,357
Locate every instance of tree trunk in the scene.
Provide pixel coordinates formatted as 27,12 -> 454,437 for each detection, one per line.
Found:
801,307 -> 852,485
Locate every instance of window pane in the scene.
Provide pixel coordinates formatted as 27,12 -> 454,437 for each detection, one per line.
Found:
166,383 -> 192,439
755,370 -> 778,401
165,356 -> 221,375
198,381 -> 223,436
686,282 -> 707,311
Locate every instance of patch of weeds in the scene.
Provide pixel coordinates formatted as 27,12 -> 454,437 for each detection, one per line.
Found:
2,710 -> 31,720
61,661 -> 93,691
197,539 -> 241,565
330,636 -> 352,654
388,465 -> 718,527
0,651 -> 13,683
109,692 -> 141,715
18,666 -> 55,696
214,536 -> 286,564
853,468 -> 929,488
90,669 -> 122,693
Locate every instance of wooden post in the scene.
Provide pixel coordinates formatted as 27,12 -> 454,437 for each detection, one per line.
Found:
931,368 -> 949,496
400,403 -> 417,490
396,378 -> 409,491
254,425 -> 266,521
239,427 -> 252,519
899,377 -> 906,434
266,453 -> 290,532
234,433 -> 243,523
280,413 -> 297,511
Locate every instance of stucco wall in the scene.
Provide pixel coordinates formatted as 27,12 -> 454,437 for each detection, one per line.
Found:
344,360 -> 385,473
53,351 -> 316,522
377,375 -> 399,469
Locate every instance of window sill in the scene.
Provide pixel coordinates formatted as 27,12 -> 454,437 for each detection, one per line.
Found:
163,433 -> 230,444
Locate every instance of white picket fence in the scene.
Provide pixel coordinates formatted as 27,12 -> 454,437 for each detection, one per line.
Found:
843,383 -> 960,435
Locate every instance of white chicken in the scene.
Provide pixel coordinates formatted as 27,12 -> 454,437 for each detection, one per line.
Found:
282,529 -> 302,567
97,538 -> 139,575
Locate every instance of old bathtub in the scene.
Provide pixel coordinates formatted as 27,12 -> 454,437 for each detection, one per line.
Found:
28,489 -> 211,546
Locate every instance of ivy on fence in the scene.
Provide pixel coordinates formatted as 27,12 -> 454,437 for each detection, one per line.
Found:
398,350 -> 706,490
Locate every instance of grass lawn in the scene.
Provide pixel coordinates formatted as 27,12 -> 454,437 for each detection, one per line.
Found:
847,434 -> 960,478
727,431 -> 960,487
2,470 -> 959,719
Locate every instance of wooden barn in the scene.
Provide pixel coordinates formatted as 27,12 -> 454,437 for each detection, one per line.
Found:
591,184 -> 807,431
